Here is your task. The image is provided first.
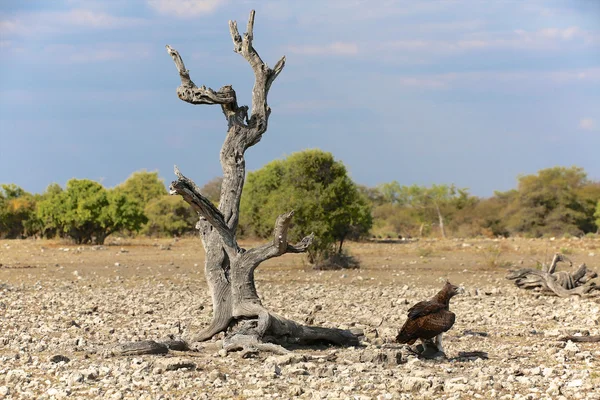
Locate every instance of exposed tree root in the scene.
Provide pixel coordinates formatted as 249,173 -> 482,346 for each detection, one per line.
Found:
221,312 -> 360,356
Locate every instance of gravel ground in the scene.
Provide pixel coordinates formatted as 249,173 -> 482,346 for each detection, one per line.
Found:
1,238 -> 599,399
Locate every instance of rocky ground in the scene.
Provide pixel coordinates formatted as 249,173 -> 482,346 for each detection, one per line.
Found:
0,237 -> 599,399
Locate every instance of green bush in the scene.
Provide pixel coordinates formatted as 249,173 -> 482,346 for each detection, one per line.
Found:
240,149 -> 372,264
0,184 -> 38,238
36,179 -> 146,244
143,195 -> 197,237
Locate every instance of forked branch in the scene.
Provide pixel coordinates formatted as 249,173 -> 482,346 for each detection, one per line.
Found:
507,253 -> 599,298
229,10 -> 286,133
242,211 -> 314,265
165,45 -> 240,116
165,45 -> 195,88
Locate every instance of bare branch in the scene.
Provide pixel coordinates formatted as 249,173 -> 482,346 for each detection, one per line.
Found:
246,10 -> 255,41
242,211 -> 313,264
170,166 -> 237,250
166,45 -> 195,88
544,253 -> 571,274
266,56 -> 286,92
287,233 -> 315,253
272,210 -> 294,253
228,9 -> 285,137
507,257 -> 600,298
166,45 -> 239,110
177,85 -> 237,105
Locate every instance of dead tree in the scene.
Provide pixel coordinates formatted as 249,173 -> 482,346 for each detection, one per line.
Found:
506,253 -> 600,298
164,11 -> 359,352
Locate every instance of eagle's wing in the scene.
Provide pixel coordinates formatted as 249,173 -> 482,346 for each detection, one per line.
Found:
397,308 -> 456,344
416,309 -> 456,334
407,300 -> 446,320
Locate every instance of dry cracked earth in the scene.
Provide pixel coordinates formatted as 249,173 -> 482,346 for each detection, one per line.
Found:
0,237 -> 599,399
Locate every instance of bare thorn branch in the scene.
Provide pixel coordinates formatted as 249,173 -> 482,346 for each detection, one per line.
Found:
166,45 -> 239,110
273,56 -> 286,75
229,20 -> 242,53
246,10 -> 255,40
273,210 -> 295,253
166,45 -> 195,88
174,165 -> 183,179
170,168 -> 237,251
288,233 -> 315,253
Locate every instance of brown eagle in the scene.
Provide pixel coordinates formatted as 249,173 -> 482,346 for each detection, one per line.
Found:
396,281 -> 463,354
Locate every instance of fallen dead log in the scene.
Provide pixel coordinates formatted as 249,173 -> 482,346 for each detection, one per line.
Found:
506,253 -> 599,298
558,335 -> 600,343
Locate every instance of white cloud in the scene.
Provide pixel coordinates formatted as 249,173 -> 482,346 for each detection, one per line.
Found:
0,9 -> 145,37
384,26 -> 597,57
510,26 -> 598,49
43,43 -> 150,64
147,0 -> 226,18
277,99 -> 342,114
287,42 -> 358,56
382,68 -> 600,91
579,118 -> 596,131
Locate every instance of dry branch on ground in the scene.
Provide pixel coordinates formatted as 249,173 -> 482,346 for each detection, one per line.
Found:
506,253 -> 600,298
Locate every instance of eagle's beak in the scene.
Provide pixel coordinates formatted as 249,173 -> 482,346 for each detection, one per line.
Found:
457,286 -> 465,294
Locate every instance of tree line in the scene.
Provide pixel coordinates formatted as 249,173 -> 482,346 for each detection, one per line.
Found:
1,150 -> 599,252
0,171 -> 198,245
370,166 -> 600,240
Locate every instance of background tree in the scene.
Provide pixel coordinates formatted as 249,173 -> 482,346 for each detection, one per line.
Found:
117,170 -> 167,208
402,184 -> 464,238
574,182 -> 600,234
143,196 -> 197,236
241,149 -> 372,264
36,179 -> 146,244
200,177 -> 223,205
449,195 -> 509,238
164,11 -> 359,350
500,166 -> 597,237
595,200 -> 600,233
0,184 -> 37,238
35,183 -> 64,239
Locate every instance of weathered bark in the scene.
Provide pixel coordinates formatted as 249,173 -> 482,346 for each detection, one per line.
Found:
506,253 -> 600,298
164,11 -> 359,352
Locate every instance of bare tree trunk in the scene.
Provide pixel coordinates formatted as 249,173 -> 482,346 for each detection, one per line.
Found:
338,236 -> 345,254
434,203 -> 446,239
163,11 -> 359,352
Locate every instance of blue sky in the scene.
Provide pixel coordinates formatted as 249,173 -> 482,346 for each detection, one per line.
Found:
1,0 -> 599,197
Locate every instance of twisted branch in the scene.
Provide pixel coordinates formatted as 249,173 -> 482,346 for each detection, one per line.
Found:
507,253 -> 599,298
169,166 -> 237,251
242,211 -> 314,265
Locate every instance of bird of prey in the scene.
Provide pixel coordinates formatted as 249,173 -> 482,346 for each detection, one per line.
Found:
396,281 -> 463,355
